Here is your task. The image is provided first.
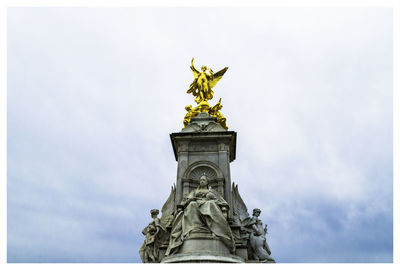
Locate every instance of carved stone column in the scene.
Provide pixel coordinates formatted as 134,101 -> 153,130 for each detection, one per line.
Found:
170,113 -> 237,209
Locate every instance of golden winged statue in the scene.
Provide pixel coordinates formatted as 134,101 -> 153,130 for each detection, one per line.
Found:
187,58 -> 228,104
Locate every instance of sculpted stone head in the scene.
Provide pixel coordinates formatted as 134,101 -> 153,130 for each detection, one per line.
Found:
150,209 -> 159,218
199,175 -> 208,187
253,208 -> 261,217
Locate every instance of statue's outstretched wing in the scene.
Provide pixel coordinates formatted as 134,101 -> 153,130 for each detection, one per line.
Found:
232,182 -> 249,222
187,79 -> 198,95
160,184 -> 176,227
208,67 -> 228,89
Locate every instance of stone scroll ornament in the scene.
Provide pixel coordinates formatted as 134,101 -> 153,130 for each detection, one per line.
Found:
183,58 -> 228,130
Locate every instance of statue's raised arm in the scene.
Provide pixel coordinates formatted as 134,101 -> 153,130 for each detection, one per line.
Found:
190,58 -> 200,74
187,60 -> 200,97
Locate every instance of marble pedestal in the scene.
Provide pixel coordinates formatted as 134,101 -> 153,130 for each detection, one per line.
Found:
161,231 -> 244,263
161,253 -> 244,263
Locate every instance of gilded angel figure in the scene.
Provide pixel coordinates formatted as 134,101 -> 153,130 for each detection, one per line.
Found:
187,58 -> 228,104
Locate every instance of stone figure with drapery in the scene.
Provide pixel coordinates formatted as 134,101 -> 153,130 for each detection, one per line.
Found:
139,209 -> 169,263
165,175 -> 235,256
243,208 -> 275,262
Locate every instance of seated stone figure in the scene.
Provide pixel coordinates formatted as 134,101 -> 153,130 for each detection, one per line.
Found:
165,175 -> 235,256
244,208 -> 275,263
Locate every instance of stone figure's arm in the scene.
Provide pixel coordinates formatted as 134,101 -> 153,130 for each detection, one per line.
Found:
206,192 -> 216,200
176,204 -> 184,214
209,189 -> 228,206
190,58 -> 200,77
181,197 -> 195,208
243,217 -> 257,230
142,227 -> 148,235
206,190 -> 229,218
154,218 -> 167,234
252,224 -> 262,236
249,216 -> 257,224
252,223 -> 266,236
154,218 -> 161,226
155,226 -> 161,236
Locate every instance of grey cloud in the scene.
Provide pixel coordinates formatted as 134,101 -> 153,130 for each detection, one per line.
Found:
7,7 -> 392,262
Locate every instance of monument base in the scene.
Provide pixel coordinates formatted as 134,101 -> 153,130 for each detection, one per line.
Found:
161,252 -> 244,263
161,231 -> 244,263
180,231 -> 231,255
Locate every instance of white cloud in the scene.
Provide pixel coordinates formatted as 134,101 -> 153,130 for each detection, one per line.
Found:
7,7 -> 392,262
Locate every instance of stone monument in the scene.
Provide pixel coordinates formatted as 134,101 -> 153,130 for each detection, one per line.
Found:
139,59 -> 276,263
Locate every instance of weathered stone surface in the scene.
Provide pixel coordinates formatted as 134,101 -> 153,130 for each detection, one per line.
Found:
139,209 -> 169,263
182,112 -> 227,133
180,232 -> 231,255
165,176 -> 234,257
139,112 -> 276,263
161,252 -> 244,263
243,209 -> 276,263
170,126 -> 236,212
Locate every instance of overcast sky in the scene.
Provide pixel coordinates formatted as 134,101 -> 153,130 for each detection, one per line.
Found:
7,7 -> 392,263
